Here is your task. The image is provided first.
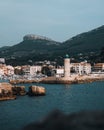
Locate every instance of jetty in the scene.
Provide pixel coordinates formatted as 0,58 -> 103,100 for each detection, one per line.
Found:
9,79 -> 40,84
8,74 -> 104,85
41,74 -> 104,84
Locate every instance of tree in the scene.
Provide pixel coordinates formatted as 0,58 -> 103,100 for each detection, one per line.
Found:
41,66 -> 51,76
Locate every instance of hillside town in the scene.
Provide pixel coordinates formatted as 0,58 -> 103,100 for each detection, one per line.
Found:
0,57 -> 104,81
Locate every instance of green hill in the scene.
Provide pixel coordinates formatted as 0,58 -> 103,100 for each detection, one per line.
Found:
0,35 -> 61,65
62,25 -> 104,54
0,25 -> 104,65
0,46 -> 10,51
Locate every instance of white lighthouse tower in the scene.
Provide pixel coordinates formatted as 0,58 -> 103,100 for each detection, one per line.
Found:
64,54 -> 70,78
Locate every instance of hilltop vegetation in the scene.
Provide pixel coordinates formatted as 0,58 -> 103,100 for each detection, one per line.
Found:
0,25 -> 104,65
63,25 -> 104,54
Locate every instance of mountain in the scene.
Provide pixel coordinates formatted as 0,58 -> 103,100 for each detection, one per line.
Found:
0,25 -> 104,65
0,34 -> 61,65
62,25 -> 104,54
60,25 -> 104,63
23,34 -> 53,41
0,46 -> 10,51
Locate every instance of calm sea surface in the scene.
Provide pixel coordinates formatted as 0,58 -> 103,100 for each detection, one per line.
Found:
0,81 -> 104,130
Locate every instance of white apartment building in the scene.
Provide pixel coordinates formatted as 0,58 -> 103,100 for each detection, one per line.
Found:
30,66 -> 42,75
55,68 -> 64,77
71,62 -> 91,75
22,65 -> 42,75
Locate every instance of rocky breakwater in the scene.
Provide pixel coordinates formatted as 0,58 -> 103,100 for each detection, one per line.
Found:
0,83 -> 46,101
0,82 -> 16,101
41,74 -> 104,84
12,86 -> 26,96
41,77 -> 77,84
0,82 -> 27,101
10,79 -> 40,84
28,85 -> 46,96
76,75 -> 104,84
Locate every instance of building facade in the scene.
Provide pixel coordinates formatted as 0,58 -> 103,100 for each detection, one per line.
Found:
71,62 -> 91,75
93,63 -> 104,72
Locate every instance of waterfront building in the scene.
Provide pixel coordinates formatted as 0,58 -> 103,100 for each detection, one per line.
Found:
93,63 -> 104,72
30,66 -> 42,75
22,65 -> 42,76
55,68 -> 64,77
6,65 -> 14,76
64,54 -> 70,78
21,65 -> 31,75
14,66 -> 22,75
71,62 -> 91,75
0,64 -> 14,76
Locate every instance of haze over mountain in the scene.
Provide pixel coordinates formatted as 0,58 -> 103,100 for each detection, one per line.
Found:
0,25 -> 104,65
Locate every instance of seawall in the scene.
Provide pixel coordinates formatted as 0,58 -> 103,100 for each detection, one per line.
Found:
9,75 -> 104,85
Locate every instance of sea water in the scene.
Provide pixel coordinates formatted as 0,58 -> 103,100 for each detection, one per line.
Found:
0,81 -> 104,130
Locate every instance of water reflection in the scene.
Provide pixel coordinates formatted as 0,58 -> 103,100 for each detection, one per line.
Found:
0,81 -> 104,130
64,84 -> 71,89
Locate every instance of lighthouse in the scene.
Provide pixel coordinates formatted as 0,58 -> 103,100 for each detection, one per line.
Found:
64,54 -> 70,78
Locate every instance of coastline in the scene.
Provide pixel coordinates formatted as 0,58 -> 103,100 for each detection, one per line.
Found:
9,74 -> 104,85
41,76 -> 104,84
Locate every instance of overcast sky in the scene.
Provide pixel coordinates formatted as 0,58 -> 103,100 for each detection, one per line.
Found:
0,0 -> 104,47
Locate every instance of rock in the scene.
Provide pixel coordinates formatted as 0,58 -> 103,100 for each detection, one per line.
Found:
12,86 -> 26,96
23,110 -> 104,130
0,82 -> 16,100
28,86 -> 46,96
0,82 -> 13,91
